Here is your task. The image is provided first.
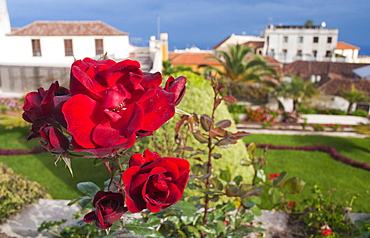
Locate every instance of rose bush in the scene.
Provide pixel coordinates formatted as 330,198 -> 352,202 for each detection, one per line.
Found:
62,58 -> 185,156
122,149 -> 190,213
83,191 -> 126,229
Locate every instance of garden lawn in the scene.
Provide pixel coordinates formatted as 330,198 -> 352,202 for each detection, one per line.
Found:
0,126 -> 109,199
244,134 -> 370,213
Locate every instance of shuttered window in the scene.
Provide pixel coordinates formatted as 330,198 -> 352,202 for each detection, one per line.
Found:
64,39 -> 73,56
32,39 -> 41,57
95,39 -> 104,55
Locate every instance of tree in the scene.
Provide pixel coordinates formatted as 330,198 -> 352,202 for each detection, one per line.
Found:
278,75 -> 318,111
304,19 -> 314,27
199,44 -> 277,84
339,84 -> 368,114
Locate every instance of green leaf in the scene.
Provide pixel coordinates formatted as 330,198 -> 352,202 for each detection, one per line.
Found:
256,169 -> 266,182
247,142 -> 257,159
196,225 -> 216,235
177,230 -> 187,238
241,213 -> 254,223
233,175 -> 243,185
212,153 -> 222,159
173,201 -> 197,217
217,220 -> 227,234
78,196 -> 92,210
220,170 -> 231,182
210,178 -> 224,190
283,177 -> 306,194
250,205 -> 262,216
146,215 -> 161,227
268,187 -> 283,204
125,226 -> 164,238
222,203 -> 236,212
187,226 -> 201,238
273,171 -> 287,187
77,182 -> 101,196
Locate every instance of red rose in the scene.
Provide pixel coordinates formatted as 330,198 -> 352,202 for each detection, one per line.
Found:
164,76 -> 186,105
83,191 -> 126,229
322,229 -> 333,236
268,173 -> 280,181
122,149 -> 190,213
22,81 -> 70,124
39,123 -> 69,154
62,58 -> 185,156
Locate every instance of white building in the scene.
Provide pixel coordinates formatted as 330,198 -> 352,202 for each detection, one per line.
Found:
334,42 -> 360,63
0,0 -> 131,67
261,24 -> 339,63
212,33 -> 265,54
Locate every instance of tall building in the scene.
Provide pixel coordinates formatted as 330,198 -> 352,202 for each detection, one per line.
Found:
261,24 -> 339,63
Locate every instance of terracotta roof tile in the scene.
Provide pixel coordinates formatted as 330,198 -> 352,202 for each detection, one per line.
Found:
243,41 -> 264,48
8,21 -> 128,36
318,77 -> 370,95
283,61 -> 369,80
336,41 -> 360,50
168,52 -> 221,66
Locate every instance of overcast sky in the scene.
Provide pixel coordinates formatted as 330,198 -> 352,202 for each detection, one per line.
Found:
6,0 -> 370,55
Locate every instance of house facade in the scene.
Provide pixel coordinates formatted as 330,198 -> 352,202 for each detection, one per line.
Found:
212,34 -> 265,53
334,42 -> 360,63
261,24 -> 339,63
0,21 -> 130,67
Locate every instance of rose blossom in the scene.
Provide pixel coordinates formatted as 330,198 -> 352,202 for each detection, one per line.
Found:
62,58 -> 186,156
122,149 -> 190,213
39,123 -> 69,154
83,191 -> 126,229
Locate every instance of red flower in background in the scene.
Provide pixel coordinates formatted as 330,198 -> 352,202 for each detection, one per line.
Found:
287,200 -> 297,207
268,173 -> 280,181
322,229 -> 333,236
62,58 -> 186,156
122,149 -> 190,213
83,191 -> 126,229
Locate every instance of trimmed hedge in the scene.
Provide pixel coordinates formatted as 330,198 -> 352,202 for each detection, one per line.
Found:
0,162 -> 51,223
255,143 -> 370,171
0,146 -> 45,156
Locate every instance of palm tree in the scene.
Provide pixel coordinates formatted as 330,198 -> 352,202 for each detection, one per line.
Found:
339,84 -> 368,114
278,75 -> 318,111
200,44 -> 277,84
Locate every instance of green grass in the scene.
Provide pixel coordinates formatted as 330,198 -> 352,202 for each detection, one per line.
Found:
244,134 -> 370,213
0,125 -> 109,199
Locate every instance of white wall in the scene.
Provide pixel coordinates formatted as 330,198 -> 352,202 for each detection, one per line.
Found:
262,26 -> 338,63
0,35 -> 130,66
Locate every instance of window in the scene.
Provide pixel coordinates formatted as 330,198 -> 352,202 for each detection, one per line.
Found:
32,39 -> 41,56
327,37 -> 332,43
313,50 -> 317,57
326,51 -> 332,57
313,37 -> 319,43
297,50 -> 302,56
95,39 -> 104,55
64,39 -> 73,56
283,36 -> 288,43
298,36 -> 303,43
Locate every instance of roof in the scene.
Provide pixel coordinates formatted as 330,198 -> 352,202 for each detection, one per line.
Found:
318,76 -> 370,95
243,41 -> 264,48
8,21 -> 128,36
353,65 -> 370,79
336,41 -> 360,50
212,34 -> 264,50
283,61 -> 370,80
168,52 -> 221,66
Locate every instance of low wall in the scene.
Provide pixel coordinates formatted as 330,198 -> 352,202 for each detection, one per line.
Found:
300,114 -> 369,125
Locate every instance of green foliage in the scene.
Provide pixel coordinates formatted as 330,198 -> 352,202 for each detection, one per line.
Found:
228,82 -> 269,104
351,109 -> 368,117
132,71 -> 255,184
298,107 -> 347,115
339,84 -> 369,114
0,162 -> 50,223
312,124 -> 325,131
298,185 -> 357,237
162,60 -> 198,75
354,216 -> 370,238
278,76 -> 318,110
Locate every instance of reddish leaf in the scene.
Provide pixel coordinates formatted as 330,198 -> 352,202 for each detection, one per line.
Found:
209,127 -> 227,138
222,95 -> 237,104
193,132 -> 208,144
228,131 -> 250,140
215,119 -> 232,129
200,114 -> 213,132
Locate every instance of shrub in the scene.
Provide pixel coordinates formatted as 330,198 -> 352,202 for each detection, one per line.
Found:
282,111 -> 302,123
130,71 -> 255,183
228,82 -> 269,104
0,162 -> 51,222
351,109 -> 368,117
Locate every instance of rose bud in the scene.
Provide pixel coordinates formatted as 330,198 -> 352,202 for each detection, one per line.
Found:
83,191 -> 126,229
164,76 -> 186,105
122,149 -> 190,213
39,123 -> 69,154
